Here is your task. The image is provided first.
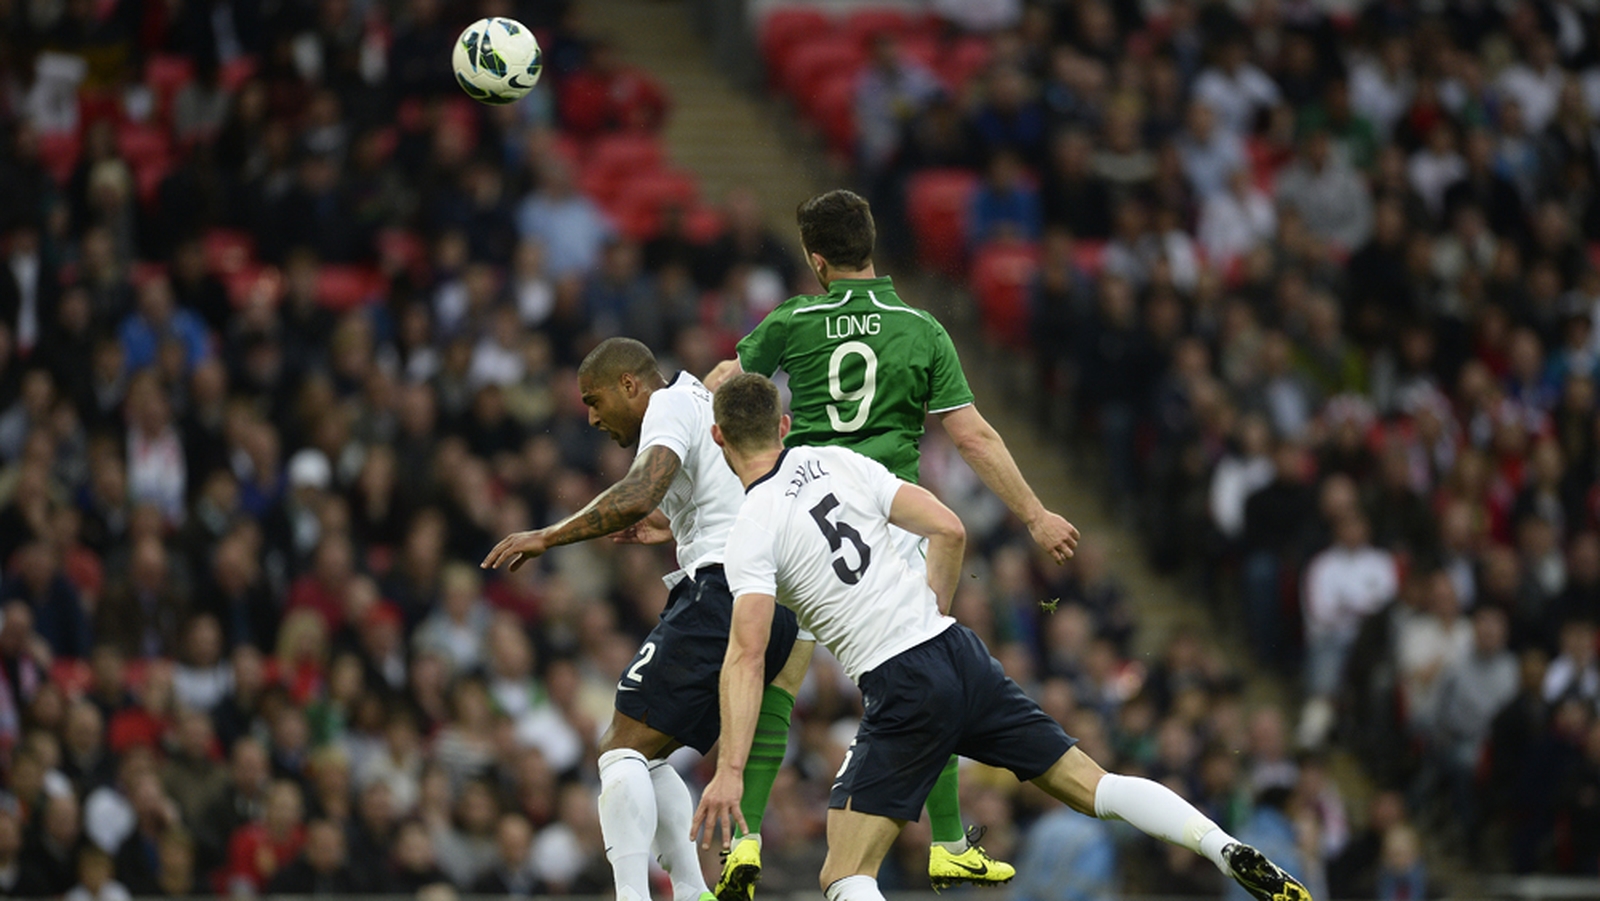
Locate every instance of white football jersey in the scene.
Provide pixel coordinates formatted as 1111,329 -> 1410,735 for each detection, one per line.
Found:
637,373 -> 744,583
725,445 -> 954,682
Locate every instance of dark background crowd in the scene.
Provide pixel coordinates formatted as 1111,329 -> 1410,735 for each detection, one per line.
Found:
0,0 -> 1585,897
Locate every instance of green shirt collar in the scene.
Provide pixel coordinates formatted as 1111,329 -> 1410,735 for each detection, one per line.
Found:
828,276 -> 894,294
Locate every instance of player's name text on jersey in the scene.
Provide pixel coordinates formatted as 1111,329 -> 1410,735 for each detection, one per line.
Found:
825,313 -> 881,340
784,458 -> 831,498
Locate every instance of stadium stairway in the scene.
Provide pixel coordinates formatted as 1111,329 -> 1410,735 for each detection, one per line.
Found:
582,0 -> 821,234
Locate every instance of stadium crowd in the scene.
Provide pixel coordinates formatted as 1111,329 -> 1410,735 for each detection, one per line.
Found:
2,0 -> 1577,897
805,0 -> 1600,886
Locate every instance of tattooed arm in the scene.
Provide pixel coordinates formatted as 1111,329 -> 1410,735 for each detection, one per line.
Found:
480,446 -> 681,571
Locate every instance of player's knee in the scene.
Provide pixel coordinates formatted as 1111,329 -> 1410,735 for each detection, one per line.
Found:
773,640 -> 815,694
1033,745 -> 1107,816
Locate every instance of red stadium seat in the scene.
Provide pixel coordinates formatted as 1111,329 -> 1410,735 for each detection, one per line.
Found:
225,265 -> 283,307
116,122 -> 171,167
806,74 -> 857,155
50,659 -> 92,697
36,131 -> 80,186
1073,240 -> 1107,277
782,38 -> 865,101
589,133 -> 664,179
971,239 -> 1040,348
842,8 -> 915,45
376,229 -> 428,283
684,205 -> 725,244
609,169 -> 701,239
133,156 -> 172,205
144,54 -> 195,119
896,33 -> 940,70
130,261 -> 168,287
941,36 -> 994,90
203,228 -> 255,275
906,168 -> 979,275
316,265 -> 387,311
219,55 -> 258,92
760,8 -> 836,85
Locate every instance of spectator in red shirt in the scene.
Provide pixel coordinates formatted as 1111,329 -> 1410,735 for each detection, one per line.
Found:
286,532 -> 355,633
222,779 -> 306,894
557,41 -> 669,139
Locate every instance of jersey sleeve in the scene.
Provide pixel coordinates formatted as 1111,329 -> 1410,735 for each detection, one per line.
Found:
835,448 -> 904,520
724,510 -> 778,598
926,320 -> 975,413
736,307 -> 788,377
637,388 -> 696,461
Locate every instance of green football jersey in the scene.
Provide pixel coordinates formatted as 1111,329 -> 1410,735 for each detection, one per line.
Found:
735,276 -> 974,483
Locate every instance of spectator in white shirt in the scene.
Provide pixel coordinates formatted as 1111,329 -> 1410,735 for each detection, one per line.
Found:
1176,100 -> 1246,199
412,564 -> 492,674
1430,604 -> 1517,776
1497,33 -> 1566,134
1408,123 -> 1466,221
1210,413 -> 1276,543
855,34 -> 942,175
1350,36 -> 1415,139
1543,616 -> 1600,703
1395,571 -> 1473,732
1193,37 -> 1281,136
1303,513 -> 1398,701
468,306 -> 525,388
1198,168 -> 1276,268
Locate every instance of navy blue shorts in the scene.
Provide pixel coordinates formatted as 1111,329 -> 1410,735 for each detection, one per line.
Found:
614,565 -> 800,754
829,624 -> 1077,821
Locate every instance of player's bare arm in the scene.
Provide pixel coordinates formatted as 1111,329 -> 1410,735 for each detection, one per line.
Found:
888,484 -> 966,615
612,508 -> 674,545
704,357 -> 744,391
692,591 -> 775,849
480,445 -> 681,570
937,404 -> 1080,565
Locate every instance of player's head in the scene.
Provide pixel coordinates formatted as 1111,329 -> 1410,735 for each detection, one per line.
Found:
797,189 -> 875,285
577,337 -> 665,447
712,373 -> 789,472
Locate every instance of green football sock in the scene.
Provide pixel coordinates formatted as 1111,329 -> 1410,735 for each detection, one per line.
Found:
738,685 -> 795,836
926,755 -> 965,843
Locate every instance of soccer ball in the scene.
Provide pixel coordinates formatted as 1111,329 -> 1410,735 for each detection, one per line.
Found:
453,17 -> 542,105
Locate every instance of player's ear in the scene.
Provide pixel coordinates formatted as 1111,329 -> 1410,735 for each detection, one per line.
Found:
778,414 -> 791,440
809,252 -> 827,276
711,424 -> 725,448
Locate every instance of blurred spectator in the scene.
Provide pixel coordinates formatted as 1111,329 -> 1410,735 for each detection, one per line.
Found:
1193,35 -> 1280,137
515,160 -> 613,280
855,34 -> 941,177
1276,129 -> 1375,254
556,41 -> 668,139
969,151 -> 1041,245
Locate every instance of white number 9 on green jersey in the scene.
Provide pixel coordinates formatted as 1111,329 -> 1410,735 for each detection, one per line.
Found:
827,341 -> 878,432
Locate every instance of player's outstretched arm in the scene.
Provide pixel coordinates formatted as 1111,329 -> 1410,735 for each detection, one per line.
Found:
692,592 -> 775,849
889,484 -> 967,614
481,446 -> 681,570
612,508 -> 674,545
703,357 -> 744,392
937,405 -> 1080,565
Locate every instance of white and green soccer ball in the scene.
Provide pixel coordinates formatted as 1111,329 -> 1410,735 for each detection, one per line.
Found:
453,17 -> 543,105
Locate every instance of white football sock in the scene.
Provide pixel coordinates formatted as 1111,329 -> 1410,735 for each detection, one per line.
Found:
600,748 -> 656,901
648,760 -> 708,901
824,875 -> 885,901
1093,773 -> 1235,872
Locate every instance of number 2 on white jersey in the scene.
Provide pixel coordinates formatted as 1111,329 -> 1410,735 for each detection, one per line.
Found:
827,341 -> 878,432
